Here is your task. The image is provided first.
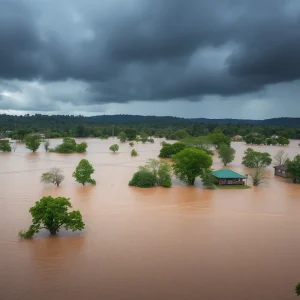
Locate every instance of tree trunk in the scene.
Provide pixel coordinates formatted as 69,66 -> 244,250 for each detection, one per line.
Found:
188,177 -> 195,185
49,229 -> 57,235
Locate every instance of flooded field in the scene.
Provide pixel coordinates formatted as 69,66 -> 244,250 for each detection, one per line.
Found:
1,138 -> 300,300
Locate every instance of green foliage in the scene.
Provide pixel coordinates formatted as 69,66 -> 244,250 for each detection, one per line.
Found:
209,132 -> 230,149
181,136 -> 213,154
277,136 -> 290,145
41,168 -> 64,186
118,131 -> 127,142
18,196 -> 85,238
44,140 -> 50,152
109,144 -> 119,153
129,142 -> 134,147
295,283 -> 300,296
173,129 -> 190,140
244,133 -> 266,145
250,167 -> 266,186
140,132 -> 149,143
131,149 -> 138,156
218,144 -> 236,166
124,128 -> 137,141
24,134 -> 41,152
139,159 -> 172,187
129,170 -> 156,188
172,148 -> 213,185
76,142 -> 88,153
286,155 -> 300,183
0,140 -> 11,152
242,148 -> 272,168
159,142 -> 186,158
73,159 -> 96,185
201,169 -> 217,189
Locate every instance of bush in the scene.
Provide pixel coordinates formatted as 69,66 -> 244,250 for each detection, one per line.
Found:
129,170 -> 156,188
76,142 -> 88,153
129,142 -> 134,147
109,144 -> 119,153
131,149 -> 138,156
0,140 -> 11,152
159,142 -> 186,158
53,138 -> 87,153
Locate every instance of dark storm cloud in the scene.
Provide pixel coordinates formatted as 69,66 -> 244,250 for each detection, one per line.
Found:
0,0 -> 300,104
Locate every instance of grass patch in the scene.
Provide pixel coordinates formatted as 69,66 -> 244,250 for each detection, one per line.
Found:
217,185 -> 251,189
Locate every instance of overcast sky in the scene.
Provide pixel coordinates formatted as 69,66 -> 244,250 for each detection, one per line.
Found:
1,0 -> 300,119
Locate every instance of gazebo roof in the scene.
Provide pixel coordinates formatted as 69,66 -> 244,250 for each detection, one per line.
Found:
212,169 -> 247,179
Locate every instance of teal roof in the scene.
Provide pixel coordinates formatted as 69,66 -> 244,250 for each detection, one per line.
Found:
212,169 -> 247,179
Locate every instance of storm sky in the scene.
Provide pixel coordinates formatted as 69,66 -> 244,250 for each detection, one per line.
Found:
0,0 -> 300,119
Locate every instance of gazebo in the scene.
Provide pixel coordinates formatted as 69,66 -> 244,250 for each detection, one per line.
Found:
212,169 -> 248,186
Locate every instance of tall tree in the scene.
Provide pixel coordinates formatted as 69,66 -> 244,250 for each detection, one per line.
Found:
73,159 -> 96,185
19,196 -> 85,238
172,148 -> 212,185
24,134 -> 41,152
209,132 -> 230,149
273,150 -> 288,166
218,144 -> 236,166
250,167 -> 266,186
118,131 -> 127,142
41,168 -> 64,186
242,148 -> 272,168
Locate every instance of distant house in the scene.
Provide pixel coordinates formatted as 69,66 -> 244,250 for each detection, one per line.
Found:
274,165 -> 289,178
232,135 -> 243,141
212,169 -> 248,185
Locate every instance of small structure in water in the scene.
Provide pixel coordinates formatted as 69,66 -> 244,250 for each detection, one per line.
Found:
274,165 -> 289,178
212,169 -> 248,185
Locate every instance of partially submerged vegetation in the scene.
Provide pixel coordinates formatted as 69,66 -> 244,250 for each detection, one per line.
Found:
73,159 -> 96,185
50,138 -> 88,153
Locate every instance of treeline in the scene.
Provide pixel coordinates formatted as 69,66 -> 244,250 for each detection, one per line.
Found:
1,114 -> 300,140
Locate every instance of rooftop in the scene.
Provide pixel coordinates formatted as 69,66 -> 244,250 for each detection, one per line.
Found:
212,169 -> 247,179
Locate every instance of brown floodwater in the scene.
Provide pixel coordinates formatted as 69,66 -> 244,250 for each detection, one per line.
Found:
1,138 -> 300,300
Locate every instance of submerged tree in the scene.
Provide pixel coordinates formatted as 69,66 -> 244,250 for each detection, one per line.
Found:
201,169 -> 217,189
0,140 -> 11,152
73,159 -> 96,185
129,142 -> 134,147
109,144 -> 119,153
19,196 -> 85,238
139,159 -> 172,187
118,131 -> 127,143
218,144 -> 236,166
129,170 -> 156,188
172,148 -> 212,185
250,167 -> 266,186
273,150 -> 288,166
242,148 -> 272,168
295,283 -> 300,296
24,134 -> 41,152
41,168 -> 65,186
286,155 -> 300,183
131,149 -> 138,156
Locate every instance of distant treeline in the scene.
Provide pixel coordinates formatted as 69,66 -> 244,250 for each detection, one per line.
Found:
1,114 -> 300,140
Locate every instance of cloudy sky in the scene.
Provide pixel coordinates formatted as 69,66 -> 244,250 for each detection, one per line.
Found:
1,0 -> 300,119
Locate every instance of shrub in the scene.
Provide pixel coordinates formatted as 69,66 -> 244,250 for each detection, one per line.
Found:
109,144 -> 119,153
131,149 -> 138,156
129,170 -> 156,188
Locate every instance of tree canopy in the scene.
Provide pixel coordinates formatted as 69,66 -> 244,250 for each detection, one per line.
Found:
24,134 -> 41,152
109,144 -> 119,153
286,155 -> 300,183
218,144 -> 236,166
0,140 -> 11,152
172,148 -> 212,185
19,196 -> 85,238
242,148 -> 272,168
41,168 -> 64,186
73,159 -> 96,185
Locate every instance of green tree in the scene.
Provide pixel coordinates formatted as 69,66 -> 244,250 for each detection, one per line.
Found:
172,148 -> 213,185
54,137 -> 77,153
218,144 -> 236,166
19,196 -> 85,238
277,136 -> 290,145
140,132 -> 149,143
131,149 -> 138,156
124,128 -> 137,141
173,129 -> 189,140
209,132 -> 230,149
76,142 -> 88,153
295,283 -> 300,296
73,159 -> 96,185
129,170 -> 156,188
41,168 -> 64,186
129,142 -> 134,147
109,144 -> 119,153
44,140 -> 50,152
139,159 -> 172,187
286,155 -> 300,183
0,140 -> 11,152
242,148 -> 272,168
201,169 -> 217,189
250,167 -> 266,186
24,134 -> 41,152
181,136 -> 213,154
159,142 -> 186,158
118,131 -> 127,142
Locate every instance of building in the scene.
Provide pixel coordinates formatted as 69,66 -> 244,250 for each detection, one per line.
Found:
232,135 -> 243,141
274,165 -> 289,178
212,169 -> 248,185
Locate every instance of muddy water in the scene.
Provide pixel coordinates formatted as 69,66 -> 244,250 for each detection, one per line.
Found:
1,139 -> 300,300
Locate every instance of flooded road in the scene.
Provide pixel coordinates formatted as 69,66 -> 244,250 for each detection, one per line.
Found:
1,139 -> 300,300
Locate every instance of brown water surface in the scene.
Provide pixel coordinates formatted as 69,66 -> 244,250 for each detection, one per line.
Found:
1,139 -> 300,300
